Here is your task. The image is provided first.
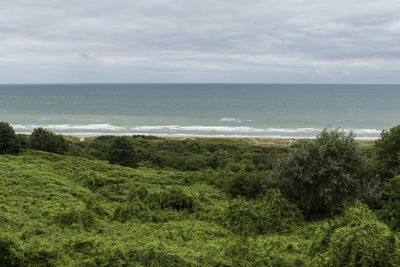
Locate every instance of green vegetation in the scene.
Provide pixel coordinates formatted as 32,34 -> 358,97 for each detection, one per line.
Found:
2,122 -> 400,265
29,127 -> 68,154
273,129 -> 367,214
375,124 -> 400,177
106,136 -> 138,168
0,122 -> 20,154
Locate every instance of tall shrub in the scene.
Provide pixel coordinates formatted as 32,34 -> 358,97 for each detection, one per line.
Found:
30,128 -> 68,154
272,129 -> 365,214
375,124 -> 400,177
0,122 -> 21,154
106,136 -> 138,168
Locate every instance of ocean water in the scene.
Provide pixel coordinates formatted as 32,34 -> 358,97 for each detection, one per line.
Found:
0,84 -> 399,139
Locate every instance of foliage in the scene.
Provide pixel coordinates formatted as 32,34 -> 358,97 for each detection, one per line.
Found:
221,169 -> 266,199
106,136 -> 138,168
223,189 -> 303,235
29,127 -> 68,154
310,202 -> 400,266
68,135 -> 288,171
375,124 -> 400,177
0,122 -> 20,154
273,129 -> 366,214
3,128 -> 398,266
16,134 -> 29,149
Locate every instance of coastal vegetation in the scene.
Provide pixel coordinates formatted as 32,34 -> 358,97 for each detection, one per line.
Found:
1,122 -> 400,265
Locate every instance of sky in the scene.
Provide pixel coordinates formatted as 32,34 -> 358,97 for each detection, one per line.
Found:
1,0 -> 400,84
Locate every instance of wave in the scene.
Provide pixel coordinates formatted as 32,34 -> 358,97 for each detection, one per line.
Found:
12,123 -> 123,131
132,125 -> 264,133
12,123 -> 383,137
48,132 -> 379,140
219,117 -> 253,123
220,117 -> 242,123
345,129 -> 381,134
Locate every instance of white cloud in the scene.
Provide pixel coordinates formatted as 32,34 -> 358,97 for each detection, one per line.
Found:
0,0 -> 400,83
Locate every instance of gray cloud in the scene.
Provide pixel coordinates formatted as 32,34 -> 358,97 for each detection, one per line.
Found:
0,0 -> 400,83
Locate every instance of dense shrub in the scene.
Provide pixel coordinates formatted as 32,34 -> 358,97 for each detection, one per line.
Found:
30,127 -> 68,154
310,202 -> 400,266
106,136 -> 138,168
223,189 -> 303,235
376,175 -> 400,230
273,129 -> 366,214
135,242 -> 189,266
130,186 -> 195,212
52,208 -> 97,229
113,199 -> 153,223
16,134 -> 29,149
221,170 -> 265,199
0,233 -> 23,266
0,122 -> 21,154
67,136 -> 288,171
375,124 -> 400,177
77,171 -> 106,190
113,186 -> 195,223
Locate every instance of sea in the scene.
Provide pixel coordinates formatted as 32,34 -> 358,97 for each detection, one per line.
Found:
1,84 -> 399,140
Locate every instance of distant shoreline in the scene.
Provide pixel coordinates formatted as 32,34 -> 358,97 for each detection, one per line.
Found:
16,132 -> 376,146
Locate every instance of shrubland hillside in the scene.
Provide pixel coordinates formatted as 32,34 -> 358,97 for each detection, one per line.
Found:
2,124 -> 400,266
0,150 -> 311,266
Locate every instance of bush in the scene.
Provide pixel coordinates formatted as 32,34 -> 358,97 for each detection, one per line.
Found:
221,170 -> 265,199
106,136 -> 138,168
30,128 -> 68,154
223,189 -> 303,235
0,233 -> 23,266
310,202 -> 400,266
113,199 -> 153,223
0,122 -> 21,154
376,175 -> 400,230
52,208 -> 96,229
16,134 -> 29,149
130,186 -> 195,212
273,129 -> 365,214
375,124 -> 400,177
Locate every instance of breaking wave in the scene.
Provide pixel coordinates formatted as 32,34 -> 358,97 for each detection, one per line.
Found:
11,123 -> 382,139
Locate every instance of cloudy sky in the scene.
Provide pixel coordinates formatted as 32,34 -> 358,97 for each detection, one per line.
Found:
1,0 -> 400,83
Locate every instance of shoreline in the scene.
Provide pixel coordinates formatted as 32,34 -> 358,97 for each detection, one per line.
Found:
17,131 -> 376,146
16,131 -> 379,140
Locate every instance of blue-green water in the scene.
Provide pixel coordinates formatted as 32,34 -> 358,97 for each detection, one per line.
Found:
1,84 -> 399,139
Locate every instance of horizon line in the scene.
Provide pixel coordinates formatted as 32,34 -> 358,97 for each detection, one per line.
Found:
1,82 -> 400,86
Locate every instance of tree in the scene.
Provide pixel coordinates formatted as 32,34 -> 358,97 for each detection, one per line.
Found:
106,136 -> 138,168
272,129 -> 365,214
30,128 -> 68,154
0,122 -> 21,154
375,124 -> 400,177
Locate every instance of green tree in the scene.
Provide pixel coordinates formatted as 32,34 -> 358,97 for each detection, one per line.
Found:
375,124 -> 400,177
0,122 -> 21,154
272,129 -> 365,214
30,128 -> 68,154
106,136 -> 138,168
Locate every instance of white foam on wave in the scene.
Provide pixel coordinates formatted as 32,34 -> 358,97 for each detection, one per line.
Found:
220,117 -> 242,123
132,125 -> 264,133
14,131 -> 380,140
11,123 -> 383,138
347,129 -> 381,134
131,125 -> 181,131
264,127 -> 321,133
47,124 -> 124,131
11,124 -> 30,130
12,123 -> 124,131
